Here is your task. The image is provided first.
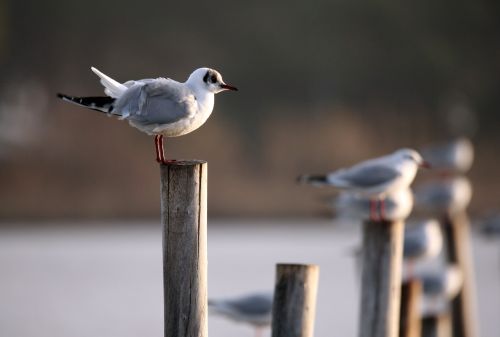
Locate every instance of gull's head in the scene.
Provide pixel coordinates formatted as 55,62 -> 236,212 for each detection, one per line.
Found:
394,149 -> 430,168
186,68 -> 238,94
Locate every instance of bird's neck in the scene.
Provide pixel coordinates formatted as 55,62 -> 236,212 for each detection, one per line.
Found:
195,91 -> 215,114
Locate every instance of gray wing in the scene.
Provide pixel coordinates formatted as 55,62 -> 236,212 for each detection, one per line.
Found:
403,231 -> 426,258
421,273 -> 445,295
332,164 -> 401,188
114,78 -> 196,125
227,294 -> 273,315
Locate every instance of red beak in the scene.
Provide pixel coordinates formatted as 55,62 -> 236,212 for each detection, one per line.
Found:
420,161 -> 432,169
220,83 -> 238,91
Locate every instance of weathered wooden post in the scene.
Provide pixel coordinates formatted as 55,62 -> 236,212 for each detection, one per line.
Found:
421,314 -> 452,337
160,160 -> 208,337
442,212 -> 478,337
359,220 -> 405,337
399,280 -> 422,337
272,263 -> 319,337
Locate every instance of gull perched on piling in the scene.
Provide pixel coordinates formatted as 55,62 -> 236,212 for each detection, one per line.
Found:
334,188 -> 414,222
208,292 -> 273,337
420,137 -> 474,174
414,176 -> 472,216
58,67 -> 237,163
299,148 -> 429,221
417,265 -> 464,317
402,219 -> 443,278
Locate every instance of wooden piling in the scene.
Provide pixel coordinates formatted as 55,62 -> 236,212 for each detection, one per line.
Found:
399,280 -> 423,337
359,220 -> 404,337
442,212 -> 478,337
272,263 -> 320,337
160,160 -> 208,337
421,314 -> 452,337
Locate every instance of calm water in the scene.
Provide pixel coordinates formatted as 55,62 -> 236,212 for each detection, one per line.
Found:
0,220 -> 498,337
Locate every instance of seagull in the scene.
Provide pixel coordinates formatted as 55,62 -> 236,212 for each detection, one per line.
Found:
417,265 -> 463,317
333,188 -> 414,222
414,176 -> 472,216
420,137 -> 474,174
208,292 -> 273,337
299,148 -> 429,221
57,67 -> 237,163
402,219 -> 443,278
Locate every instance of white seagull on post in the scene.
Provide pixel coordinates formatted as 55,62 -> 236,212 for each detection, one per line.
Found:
299,148 -> 430,221
58,67 -> 237,163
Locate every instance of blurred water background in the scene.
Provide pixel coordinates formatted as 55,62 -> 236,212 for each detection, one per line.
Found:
0,221 -> 499,337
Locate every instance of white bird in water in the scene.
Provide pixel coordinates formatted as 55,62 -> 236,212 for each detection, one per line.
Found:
57,67 -> 237,163
299,148 -> 429,221
208,292 -> 273,337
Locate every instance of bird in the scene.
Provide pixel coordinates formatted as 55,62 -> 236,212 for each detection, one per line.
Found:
208,292 -> 273,337
417,265 -> 464,317
333,188 -> 414,222
420,137 -> 474,174
402,219 -> 443,278
414,176 -> 472,216
299,148 -> 429,221
57,67 -> 238,164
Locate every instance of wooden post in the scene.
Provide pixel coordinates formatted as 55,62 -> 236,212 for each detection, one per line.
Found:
442,212 -> 478,337
399,280 -> 422,337
160,160 -> 208,337
272,263 -> 320,337
359,220 -> 404,337
421,314 -> 452,337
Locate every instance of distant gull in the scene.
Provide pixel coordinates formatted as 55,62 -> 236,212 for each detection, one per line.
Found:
299,148 -> 429,221
420,137 -> 474,174
334,188 -> 414,222
58,67 -> 237,163
414,176 -> 472,216
415,265 -> 464,317
208,292 -> 273,337
402,219 -> 443,278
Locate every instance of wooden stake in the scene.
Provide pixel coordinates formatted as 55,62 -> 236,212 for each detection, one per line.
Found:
160,160 -> 208,337
443,212 -> 478,337
272,263 -> 320,337
422,314 -> 452,337
399,280 -> 422,337
359,220 -> 404,337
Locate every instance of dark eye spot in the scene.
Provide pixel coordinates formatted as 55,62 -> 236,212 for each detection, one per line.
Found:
210,74 -> 217,83
203,71 -> 209,83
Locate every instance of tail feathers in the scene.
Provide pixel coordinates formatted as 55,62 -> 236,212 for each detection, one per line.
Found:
91,67 -> 127,98
297,174 -> 330,186
57,93 -> 117,115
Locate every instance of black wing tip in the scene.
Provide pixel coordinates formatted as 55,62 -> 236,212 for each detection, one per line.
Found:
57,93 -> 68,100
297,174 -> 328,184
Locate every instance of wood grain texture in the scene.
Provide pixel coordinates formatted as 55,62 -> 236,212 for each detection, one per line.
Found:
422,314 -> 452,337
160,160 -> 208,337
272,264 -> 319,337
359,220 -> 404,337
443,212 -> 478,337
399,280 -> 422,337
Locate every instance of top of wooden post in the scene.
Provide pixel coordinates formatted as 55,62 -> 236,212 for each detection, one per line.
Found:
160,160 -> 207,167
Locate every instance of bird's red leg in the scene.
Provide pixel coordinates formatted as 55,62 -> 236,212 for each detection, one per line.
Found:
158,135 -> 176,164
370,199 -> 379,222
379,198 -> 386,221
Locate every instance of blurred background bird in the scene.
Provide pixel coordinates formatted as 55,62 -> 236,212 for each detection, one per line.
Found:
208,292 -> 273,337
